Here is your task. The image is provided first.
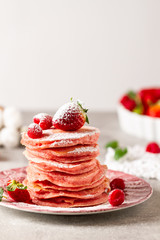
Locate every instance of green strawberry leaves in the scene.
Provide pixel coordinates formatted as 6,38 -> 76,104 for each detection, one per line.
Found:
127,91 -> 137,100
0,187 -> 4,202
85,115 -> 89,124
77,101 -> 89,124
114,147 -> 128,160
6,180 -> 27,192
127,90 -> 143,113
105,140 -> 118,149
133,105 -> 143,114
0,180 -> 28,203
70,98 -> 89,124
77,101 -> 88,113
105,140 -> 128,160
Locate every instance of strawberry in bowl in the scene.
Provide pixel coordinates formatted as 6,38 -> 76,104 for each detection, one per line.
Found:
120,91 -> 144,114
120,88 -> 160,116
118,87 -> 160,141
139,88 -> 160,114
147,101 -> 160,118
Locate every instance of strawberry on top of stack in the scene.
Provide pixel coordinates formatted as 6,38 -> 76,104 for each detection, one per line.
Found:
21,99 -> 110,208
120,87 -> 160,117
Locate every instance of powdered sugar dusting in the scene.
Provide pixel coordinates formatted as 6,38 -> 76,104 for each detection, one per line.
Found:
49,139 -> 73,147
23,126 -> 100,143
30,158 -> 82,169
42,127 -> 99,141
53,102 -> 79,122
69,146 -> 98,154
33,113 -> 49,119
28,123 -> 42,133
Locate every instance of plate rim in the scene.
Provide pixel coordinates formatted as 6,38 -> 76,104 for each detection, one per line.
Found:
0,167 -> 153,215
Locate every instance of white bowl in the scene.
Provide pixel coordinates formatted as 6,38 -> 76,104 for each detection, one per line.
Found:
117,104 -> 160,141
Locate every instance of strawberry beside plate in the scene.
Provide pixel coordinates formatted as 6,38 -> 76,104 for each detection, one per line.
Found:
0,167 -> 152,215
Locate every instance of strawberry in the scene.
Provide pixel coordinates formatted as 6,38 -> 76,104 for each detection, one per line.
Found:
53,99 -> 89,131
146,142 -> 160,154
120,95 -> 136,111
6,180 -> 31,203
139,88 -> 160,105
139,88 -> 160,114
147,102 -> 160,118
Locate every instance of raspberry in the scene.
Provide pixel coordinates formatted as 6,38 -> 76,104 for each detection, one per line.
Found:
39,116 -> 52,130
110,178 -> 125,191
120,95 -> 136,111
27,123 -> 42,139
108,189 -> 125,206
33,113 -> 52,130
146,142 -> 160,154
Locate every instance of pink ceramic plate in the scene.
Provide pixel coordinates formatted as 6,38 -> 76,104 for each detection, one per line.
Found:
0,167 -> 152,215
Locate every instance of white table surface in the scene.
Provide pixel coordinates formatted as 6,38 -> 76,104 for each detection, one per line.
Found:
0,111 -> 159,240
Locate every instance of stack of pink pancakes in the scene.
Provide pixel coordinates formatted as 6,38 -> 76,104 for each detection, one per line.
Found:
21,126 -> 110,208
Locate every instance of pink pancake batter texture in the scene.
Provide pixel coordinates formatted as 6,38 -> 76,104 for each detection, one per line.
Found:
21,126 -> 100,149
21,126 -> 110,208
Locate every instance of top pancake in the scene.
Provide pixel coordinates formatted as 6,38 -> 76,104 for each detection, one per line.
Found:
21,126 -> 100,149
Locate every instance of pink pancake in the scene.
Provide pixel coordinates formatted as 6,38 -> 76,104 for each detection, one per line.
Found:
25,144 -> 99,162
24,175 -> 107,192
26,154 -> 97,175
27,179 -> 110,200
21,125 -> 109,208
31,192 -> 108,208
26,163 -> 107,188
21,126 -> 100,149
26,154 -> 96,164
